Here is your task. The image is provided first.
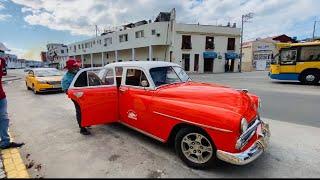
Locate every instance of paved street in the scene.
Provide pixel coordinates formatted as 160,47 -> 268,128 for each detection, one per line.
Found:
3,69 -> 320,178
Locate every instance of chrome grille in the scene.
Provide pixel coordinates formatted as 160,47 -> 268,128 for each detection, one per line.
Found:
47,81 -> 61,85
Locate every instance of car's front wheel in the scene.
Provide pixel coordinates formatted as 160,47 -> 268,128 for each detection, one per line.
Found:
175,127 -> 216,169
26,82 -> 31,90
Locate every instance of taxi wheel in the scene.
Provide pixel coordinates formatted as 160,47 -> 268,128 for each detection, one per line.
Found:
300,71 -> 320,85
175,127 -> 216,169
32,84 -> 38,94
26,82 -> 31,90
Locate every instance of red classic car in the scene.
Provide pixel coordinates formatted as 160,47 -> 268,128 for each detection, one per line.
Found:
67,61 -> 270,168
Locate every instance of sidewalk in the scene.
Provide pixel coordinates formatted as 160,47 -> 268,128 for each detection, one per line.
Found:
2,75 -> 21,82
0,132 -> 30,178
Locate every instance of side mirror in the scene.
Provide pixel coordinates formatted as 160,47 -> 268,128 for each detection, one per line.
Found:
141,80 -> 149,87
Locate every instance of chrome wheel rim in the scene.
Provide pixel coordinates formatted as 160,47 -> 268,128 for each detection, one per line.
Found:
306,75 -> 315,82
181,133 -> 213,164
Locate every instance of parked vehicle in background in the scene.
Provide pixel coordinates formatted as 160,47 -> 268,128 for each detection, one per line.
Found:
269,41 -> 320,85
67,61 -> 270,168
25,68 -> 63,94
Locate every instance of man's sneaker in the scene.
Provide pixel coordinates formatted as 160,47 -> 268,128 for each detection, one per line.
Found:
1,142 -> 25,149
80,128 -> 91,135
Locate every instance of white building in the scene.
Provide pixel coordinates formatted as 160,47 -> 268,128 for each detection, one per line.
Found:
68,9 -> 241,73
46,43 -> 68,69
4,54 -> 25,69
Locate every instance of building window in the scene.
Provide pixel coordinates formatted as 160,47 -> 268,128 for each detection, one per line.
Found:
93,40 -> 95,45
82,44 -> 84,49
181,35 -> 192,49
104,38 -> 112,46
119,34 -> 128,42
61,50 -> 64,54
227,38 -> 235,51
151,29 -> 156,35
205,36 -> 214,50
78,45 -> 81,49
194,54 -> 199,71
135,30 -> 144,38
182,54 -> 190,71
73,45 -> 76,51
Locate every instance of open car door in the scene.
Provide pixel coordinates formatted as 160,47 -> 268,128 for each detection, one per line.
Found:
67,67 -> 118,127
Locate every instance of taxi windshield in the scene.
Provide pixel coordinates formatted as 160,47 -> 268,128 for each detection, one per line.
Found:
149,66 -> 190,87
34,69 -> 62,77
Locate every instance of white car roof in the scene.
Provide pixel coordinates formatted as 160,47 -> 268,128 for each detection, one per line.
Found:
104,61 -> 181,70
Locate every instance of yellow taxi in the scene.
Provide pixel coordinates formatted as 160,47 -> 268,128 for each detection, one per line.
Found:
25,68 -> 63,94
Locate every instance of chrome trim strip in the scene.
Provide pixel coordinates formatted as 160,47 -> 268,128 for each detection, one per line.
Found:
153,111 -> 233,133
119,122 -> 165,142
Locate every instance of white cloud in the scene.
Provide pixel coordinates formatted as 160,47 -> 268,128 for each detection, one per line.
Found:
0,14 -> 11,21
9,0 -> 320,40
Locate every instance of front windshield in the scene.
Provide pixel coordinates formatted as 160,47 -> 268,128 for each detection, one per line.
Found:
34,69 -> 62,77
149,66 -> 190,87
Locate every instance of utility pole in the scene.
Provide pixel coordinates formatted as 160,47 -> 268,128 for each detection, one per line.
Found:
312,20 -> 320,40
95,25 -> 98,37
239,13 -> 254,73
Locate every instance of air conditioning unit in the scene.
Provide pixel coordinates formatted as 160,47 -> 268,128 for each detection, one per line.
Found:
156,33 -> 160,37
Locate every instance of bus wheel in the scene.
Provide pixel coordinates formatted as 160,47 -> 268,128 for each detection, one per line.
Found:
300,71 -> 320,85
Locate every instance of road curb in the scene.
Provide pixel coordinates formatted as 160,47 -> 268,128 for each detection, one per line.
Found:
0,132 -> 30,178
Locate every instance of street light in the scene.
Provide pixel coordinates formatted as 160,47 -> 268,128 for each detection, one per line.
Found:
239,12 -> 254,73
312,19 -> 320,40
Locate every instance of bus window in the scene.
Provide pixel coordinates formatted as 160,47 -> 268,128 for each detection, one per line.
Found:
300,46 -> 320,61
280,49 -> 297,65
271,53 -> 280,64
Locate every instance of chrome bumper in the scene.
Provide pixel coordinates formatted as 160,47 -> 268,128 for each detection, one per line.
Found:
216,122 -> 270,165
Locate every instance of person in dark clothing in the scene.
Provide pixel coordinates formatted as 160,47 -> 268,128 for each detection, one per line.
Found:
0,57 -> 25,149
61,58 -> 91,135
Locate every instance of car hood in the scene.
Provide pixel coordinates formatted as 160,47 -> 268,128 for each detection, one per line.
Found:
156,81 -> 256,116
36,76 -> 62,81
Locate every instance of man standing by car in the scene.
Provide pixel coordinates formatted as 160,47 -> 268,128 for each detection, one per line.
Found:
61,58 -> 91,135
0,57 -> 25,149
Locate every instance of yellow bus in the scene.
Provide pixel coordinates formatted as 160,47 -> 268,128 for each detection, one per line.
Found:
269,41 -> 320,85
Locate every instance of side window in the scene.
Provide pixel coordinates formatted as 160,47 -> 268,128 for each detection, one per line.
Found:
280,49 -> 297,65
300,46 -> 320,61
125,69 -> 149,87
103,68 -> 115,85
73,68 -> 115,87
74,71 -> 88,87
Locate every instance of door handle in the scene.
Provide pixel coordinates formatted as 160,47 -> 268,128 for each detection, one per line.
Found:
119,87 -> 127,93
74,91 -> 84,98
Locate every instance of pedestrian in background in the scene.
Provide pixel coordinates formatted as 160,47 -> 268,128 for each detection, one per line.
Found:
0,57 -> 25,149
61,58 -> 91,135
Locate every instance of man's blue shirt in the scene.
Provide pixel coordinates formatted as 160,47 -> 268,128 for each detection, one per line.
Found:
61,71 -> 76,91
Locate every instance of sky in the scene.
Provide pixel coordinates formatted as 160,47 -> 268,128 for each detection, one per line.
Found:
0,0 -> 319,60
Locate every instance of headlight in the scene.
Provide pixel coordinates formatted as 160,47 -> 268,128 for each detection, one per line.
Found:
240,118 -> 248,134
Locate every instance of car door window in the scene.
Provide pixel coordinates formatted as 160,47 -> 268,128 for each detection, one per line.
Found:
74,68 -> 115,88
125,68 -> 149,87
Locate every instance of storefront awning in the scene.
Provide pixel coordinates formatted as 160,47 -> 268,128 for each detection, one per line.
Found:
203,51 -> 217,59
225,52 -> 239,60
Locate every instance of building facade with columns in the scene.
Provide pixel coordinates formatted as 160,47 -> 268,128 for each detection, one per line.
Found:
68,9 -> 241,73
